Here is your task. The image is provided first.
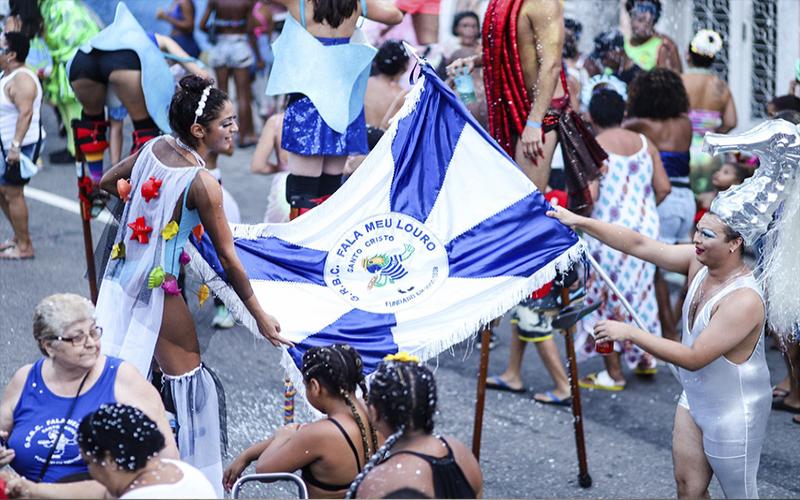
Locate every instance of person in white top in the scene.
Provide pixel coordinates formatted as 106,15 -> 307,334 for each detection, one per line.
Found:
78,403 -> 216,499
547,204 -> 770,498
0,31 -> 44,260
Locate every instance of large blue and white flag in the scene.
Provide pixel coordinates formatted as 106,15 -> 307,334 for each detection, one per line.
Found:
190,63 -> 582,384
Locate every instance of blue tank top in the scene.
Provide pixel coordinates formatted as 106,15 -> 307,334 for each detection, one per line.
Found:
659,151 -> 691,178
8,356 -> 121,483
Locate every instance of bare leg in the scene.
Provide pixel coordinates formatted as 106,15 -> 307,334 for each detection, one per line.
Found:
215,66 -> 230,94
514,129 -> 558,192
0,186 -> 33,256
782,340 -> 800,409
411,13 -> 439,45
656,271 -> 678,342
673,405 -> 712,499
69,78 -> 107,116
155,293 -> 202,376
489,324 -> 527,391
602,351 -> 626,383
108,69 -> 149,121
232,67 -> 257,145
532,336 -> 571,400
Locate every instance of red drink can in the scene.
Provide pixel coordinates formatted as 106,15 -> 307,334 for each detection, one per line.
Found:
595,339 -> 613,355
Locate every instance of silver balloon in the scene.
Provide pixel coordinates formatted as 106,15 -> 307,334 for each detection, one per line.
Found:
704,119 -> 800,245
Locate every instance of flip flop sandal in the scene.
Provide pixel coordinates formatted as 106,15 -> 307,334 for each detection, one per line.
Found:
485,375 -> 526,394
533,390 -> 572,406
793,415 -> 800,425
0,240 -> 16,252
773,386 -> 790,398
771,397 -> 800,414
579,370 -> 626,391
634,366 -> 658,376
0,246 -> 34,260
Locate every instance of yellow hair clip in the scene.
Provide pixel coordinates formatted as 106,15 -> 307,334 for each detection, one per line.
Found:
384,352 -> 420,363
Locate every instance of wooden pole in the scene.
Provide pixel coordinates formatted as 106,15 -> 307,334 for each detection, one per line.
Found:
471,327 -> 492,460
560,287 -> 592,488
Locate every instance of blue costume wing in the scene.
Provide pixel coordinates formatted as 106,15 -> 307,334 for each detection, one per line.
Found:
266,15 -> 377,134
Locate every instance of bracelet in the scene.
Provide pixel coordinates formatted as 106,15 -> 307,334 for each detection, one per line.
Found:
10,140 -> 21,149
526,120 -> 542,129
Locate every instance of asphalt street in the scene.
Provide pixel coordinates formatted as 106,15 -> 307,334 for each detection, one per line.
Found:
1,109 -> 798,498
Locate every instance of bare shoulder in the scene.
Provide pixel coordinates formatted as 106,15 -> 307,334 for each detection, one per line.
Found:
443,435 -> 481,475
3,364 -> 34,401
356,454 -> 425,498
717,286 -> 764,318
523,0 -> 561,20
114,361 -> 151,397
660,33 -> 679,50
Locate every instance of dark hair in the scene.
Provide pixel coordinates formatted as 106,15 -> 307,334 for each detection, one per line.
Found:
385,488 -> 431,499
589,88 -> 625,127
774,109 -> 800,124
78,404 -> 165,472
627,68 -> 689,119
169,75 -> 228,148
769,95 -> 800,113
564,18 -> 583,39
722,162 -> 752,184
374,40 -> 409,77
302,344 -> 378,465
688,47 -> 715,68
451,11 -> 480,37
312,0 -> 358,29
346,358 -> 437,499
4,32 -> 30,63
9,0 -> 44,38
625,0 -> 661,23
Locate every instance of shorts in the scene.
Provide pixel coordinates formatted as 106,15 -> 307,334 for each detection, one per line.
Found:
282,94 -> 368,156
510,294 -> 559,343
657,182 -> 695,244
395,0 -> 440,15
208,34 -> 255,69
0,144 -> 38,186
69,49 -> 141,83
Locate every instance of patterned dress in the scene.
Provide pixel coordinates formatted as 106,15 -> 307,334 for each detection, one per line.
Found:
577,134 -> 662,369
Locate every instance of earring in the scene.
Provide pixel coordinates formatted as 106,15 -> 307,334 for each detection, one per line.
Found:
730,248 -> 734,253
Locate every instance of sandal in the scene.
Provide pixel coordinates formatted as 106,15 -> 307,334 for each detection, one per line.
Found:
771,397 -> 800,414
0,239 -> 16,252
773,385 -> 790,398
634,366 -> 658,376
0,246 -> 34,260
485,375 -> 526,394
579,370 -> 626,391
533,390 -> 572,406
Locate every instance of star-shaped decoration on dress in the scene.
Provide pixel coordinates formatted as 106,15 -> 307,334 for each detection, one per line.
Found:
128,216 -> 153,244
141,176 -> 163,202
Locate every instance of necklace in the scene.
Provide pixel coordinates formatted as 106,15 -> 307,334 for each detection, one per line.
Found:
687,265 -> 750,329
173,137 -> 206,168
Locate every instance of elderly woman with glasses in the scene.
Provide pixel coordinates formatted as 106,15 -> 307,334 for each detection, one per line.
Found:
0,294 -> 177,499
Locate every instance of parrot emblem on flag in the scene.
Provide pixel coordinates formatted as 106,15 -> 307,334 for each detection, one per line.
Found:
363,244 -> 415,289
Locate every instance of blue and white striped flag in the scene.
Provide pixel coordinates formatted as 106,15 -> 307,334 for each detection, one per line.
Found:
190,63 -> 582,383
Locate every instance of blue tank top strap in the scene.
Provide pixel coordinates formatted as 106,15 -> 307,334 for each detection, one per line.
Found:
360,0 -> 368,17
163,172 -> 202,276
298,0 -> 306,29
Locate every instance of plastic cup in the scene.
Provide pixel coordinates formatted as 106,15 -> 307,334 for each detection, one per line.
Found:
595,339 -> 613,355
454,69 -> 477,105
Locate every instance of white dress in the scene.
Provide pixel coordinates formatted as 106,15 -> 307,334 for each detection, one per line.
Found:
120,459 -> 217,499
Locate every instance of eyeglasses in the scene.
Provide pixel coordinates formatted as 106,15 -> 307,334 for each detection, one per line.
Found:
48,325 -> 103,346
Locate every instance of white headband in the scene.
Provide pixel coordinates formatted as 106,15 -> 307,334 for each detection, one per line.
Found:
193,86 -> 213,124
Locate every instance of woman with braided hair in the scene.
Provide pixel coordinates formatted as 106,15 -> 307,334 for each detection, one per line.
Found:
348,354 -> 482,499
223,344 -> 379,498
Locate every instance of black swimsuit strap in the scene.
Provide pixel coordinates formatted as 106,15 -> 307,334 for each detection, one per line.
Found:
388,436 -> 454,462
300,418 -> 362,492
328,417 -> 362,470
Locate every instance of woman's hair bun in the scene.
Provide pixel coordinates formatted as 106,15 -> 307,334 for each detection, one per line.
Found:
179,74 -> 214,94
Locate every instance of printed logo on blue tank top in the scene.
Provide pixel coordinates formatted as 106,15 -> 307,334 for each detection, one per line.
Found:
22,417 -> 82,466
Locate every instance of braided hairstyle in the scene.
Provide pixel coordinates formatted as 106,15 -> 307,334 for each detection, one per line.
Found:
345,357 -> 437,498
78,404 -> 165,472
302,345 -> 378,465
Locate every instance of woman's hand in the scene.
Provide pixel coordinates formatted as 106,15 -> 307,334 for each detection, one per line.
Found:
520,123 -> 544,164
223,455 -> 251,491
446,56 -> 475,78
0,431 -> 15,466
255,312 -> 293,348
593,320 -> 637,344
545,205 -> 583,229
4,476 -> 33,499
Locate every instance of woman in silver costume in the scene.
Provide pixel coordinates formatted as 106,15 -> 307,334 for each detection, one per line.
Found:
547,205 -> 770,499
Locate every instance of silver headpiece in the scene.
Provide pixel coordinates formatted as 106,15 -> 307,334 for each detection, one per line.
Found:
193,85 -> 213,125
704,119 -> 800,338
704,119 -> 800,246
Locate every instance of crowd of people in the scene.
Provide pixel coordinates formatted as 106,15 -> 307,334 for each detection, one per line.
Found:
1,0 -> 799,498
